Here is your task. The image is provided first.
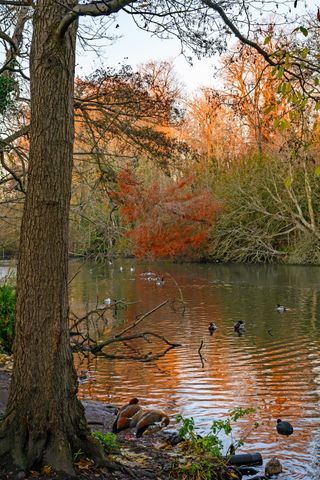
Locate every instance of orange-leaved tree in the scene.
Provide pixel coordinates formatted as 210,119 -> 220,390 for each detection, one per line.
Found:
110,168 -> 219,259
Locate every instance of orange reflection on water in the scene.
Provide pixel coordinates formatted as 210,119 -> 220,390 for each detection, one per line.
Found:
71,260 -> 320,480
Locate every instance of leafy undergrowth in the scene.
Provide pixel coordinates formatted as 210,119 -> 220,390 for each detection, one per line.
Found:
0,284 -> 16,354
0,384 -> 258,480
171,408 -> 258,480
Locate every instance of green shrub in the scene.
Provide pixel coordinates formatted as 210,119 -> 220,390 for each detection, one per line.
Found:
0,76 -> 17,114
172,408 -> 257,479
92,431 -> 119,453
209,156 -> 320,264
0,285 -> 16,353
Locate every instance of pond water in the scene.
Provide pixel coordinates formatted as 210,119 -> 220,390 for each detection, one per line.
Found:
1,259 -> 320,479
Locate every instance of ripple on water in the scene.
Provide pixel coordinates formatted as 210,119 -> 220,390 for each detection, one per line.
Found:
71,260 -> 320,480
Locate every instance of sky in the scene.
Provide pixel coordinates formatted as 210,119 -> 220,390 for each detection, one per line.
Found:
75,11 -> 222,94
0,2 -> 315,95
75,2 -> 315,94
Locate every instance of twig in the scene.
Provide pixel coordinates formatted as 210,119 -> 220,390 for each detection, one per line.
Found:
68,267 -> 82,285
165,272 -> 185,304
198,340 -> 205,368
93,345 -> 176,362
86,331 -> 181,352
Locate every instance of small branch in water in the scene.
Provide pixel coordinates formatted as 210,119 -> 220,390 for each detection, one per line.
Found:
169,298 -> 186,315
68,267 -> 82,286
198,340 -> 206,368
165,272 -> 187,315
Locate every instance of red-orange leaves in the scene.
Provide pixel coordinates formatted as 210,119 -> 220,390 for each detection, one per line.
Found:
111,168 -> 218,259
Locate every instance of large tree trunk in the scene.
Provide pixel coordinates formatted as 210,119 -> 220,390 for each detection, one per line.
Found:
0,1 -> 103,475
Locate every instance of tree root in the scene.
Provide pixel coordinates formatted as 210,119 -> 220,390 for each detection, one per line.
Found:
0,420 -> 105,477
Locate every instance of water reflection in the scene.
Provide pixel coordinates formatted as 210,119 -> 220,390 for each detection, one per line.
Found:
1,258 -> 320,479
70,259 -> 320,479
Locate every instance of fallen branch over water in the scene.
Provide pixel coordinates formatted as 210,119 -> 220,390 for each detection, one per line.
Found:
70,300 -> 182,361
115,300 -> 169,337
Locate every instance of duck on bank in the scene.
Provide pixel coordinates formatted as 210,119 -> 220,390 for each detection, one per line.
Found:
112,398 -> 170,438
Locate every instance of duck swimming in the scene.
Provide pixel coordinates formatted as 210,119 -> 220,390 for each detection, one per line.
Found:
208,322 -> 217,333
276,418 -> 293,436
276,304 -> 288,312
234,320 -> 245,333
112,398 -> 141,433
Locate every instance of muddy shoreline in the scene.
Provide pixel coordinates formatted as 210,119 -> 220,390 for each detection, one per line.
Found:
0,371 -> 185,480
0,371 -> 263,480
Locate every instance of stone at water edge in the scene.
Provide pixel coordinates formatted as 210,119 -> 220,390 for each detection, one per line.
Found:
265,457 -> 283,477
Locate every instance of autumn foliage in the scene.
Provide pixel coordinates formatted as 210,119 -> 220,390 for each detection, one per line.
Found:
110,168 -> 218,259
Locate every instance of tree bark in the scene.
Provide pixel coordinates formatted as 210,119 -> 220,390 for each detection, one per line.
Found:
0,1 -> 103,475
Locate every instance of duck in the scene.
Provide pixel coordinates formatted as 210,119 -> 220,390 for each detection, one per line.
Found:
112,398 -> 141,433
155,276 -> 165,287
276,418 -> 293,436
135,410 -> 170,438
208,322 -> 217,333
78,370 -> 90,384
276,304 -> 287,312
234,320 -> 245,333
140,271 -> 156,278
265,457 -> 283,477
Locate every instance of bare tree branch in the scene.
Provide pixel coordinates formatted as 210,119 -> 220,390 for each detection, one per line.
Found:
73,331 -> 181,361
115,299 -> 169,338
201,0 -> 276,66
0,29 -> 17,52
56,0 -> 136,38
85,330 -> 181,352
202,0 -> 319,102
69,298 -> 181,362
0,126 -> 29,194
198,340 -> 205,368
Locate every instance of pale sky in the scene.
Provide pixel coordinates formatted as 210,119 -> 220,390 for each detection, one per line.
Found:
75,11 -> 222,94
0,2 -> 315,95
75,2 -> 315,94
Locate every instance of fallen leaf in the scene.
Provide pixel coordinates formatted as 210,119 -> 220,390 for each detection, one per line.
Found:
41,465 -> 54,476
74,457 -> 95,470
